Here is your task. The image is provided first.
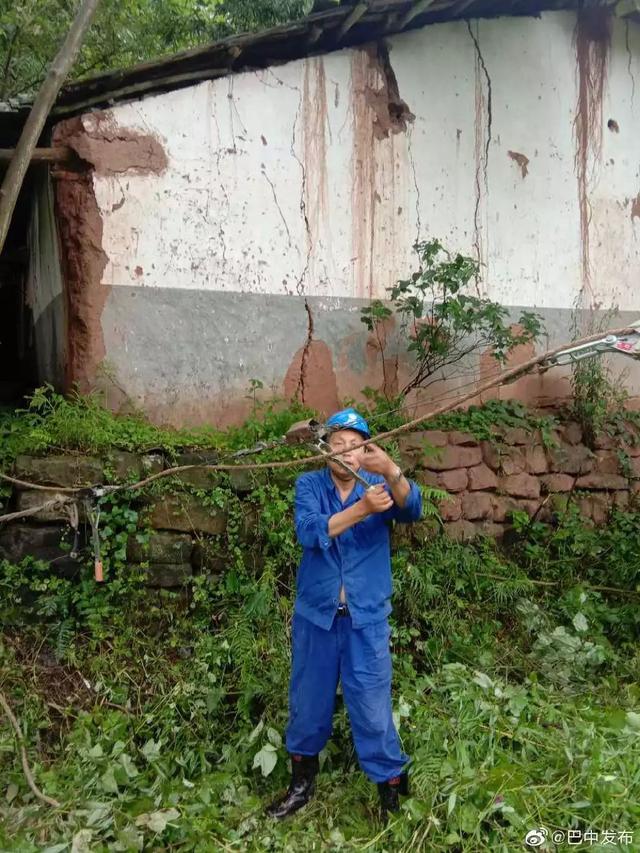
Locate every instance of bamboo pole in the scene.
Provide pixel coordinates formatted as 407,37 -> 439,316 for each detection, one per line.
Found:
0,147 -> 75,164
0,0 -> 101,254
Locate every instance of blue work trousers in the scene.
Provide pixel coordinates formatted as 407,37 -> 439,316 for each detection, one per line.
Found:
285,611 -> 409,783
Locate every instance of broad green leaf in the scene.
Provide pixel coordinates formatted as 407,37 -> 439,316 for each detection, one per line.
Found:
248,719 -> 264,743
447,791 -> 457,816
329,828 -> 345,845
253,746 -> 278,777
135,808 -> 180,833
100,767 -> 119,794
472,671 -> 493,690
113,826 -> 143,852
267,727 -> 282,748
120,753 -> 139,778
141,739 -> 161,762
625,711 -> 640,730
459,803 -> 480,834
86,803 -> 111,827
573,613 -> 588,633
71,831 -> 93,853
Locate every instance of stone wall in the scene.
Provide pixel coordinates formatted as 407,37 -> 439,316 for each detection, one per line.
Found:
1,423 -> 639,587
0,450 -> 239,589
399,423 -> 640,542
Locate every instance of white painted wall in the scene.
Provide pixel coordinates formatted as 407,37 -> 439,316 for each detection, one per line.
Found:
88,11 -> 640,312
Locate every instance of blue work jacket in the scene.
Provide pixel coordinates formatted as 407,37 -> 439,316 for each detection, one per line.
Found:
293,467 -> 423,630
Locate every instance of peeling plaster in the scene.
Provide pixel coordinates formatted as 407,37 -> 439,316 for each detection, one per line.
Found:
53,118 -> 110,390
350,43 -> 413,299
508,150 -> 530,178
67,111 -> 168,176
366,42 -> 415,140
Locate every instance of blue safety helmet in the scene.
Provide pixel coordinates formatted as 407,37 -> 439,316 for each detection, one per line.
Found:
324,407 -> 371,439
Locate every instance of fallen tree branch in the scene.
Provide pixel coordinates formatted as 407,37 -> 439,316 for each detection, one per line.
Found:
0,325 -> 636,495
0,689 -> 61,808
475,572 -> 640,597
0,497 -> 72,524
0,0 -> 101,253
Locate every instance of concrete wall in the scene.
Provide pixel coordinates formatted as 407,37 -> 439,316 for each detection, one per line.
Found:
52,10 -> 640,426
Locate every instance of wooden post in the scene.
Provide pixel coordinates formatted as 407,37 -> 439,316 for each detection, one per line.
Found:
0,147 -> 75,165
0,0 -> 101,254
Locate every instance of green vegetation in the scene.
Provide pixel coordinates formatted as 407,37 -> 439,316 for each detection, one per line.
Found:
1,391 -> 640,851
0,384 -> 315,469
0,0 -> 318,101
360,239 -> 543,400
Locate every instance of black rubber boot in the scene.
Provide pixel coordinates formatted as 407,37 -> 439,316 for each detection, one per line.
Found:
377,771 -> 409,822
265,753 -> 319,819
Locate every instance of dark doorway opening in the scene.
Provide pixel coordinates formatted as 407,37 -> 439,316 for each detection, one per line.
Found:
0,171 -> 37,406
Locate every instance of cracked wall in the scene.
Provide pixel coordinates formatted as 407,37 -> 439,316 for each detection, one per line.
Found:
51,11 -> 640,425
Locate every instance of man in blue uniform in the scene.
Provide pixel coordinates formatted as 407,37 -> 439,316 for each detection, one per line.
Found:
266,407 -> 422,821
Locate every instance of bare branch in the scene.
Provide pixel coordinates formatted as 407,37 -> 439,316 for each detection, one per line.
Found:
0,0 -> 102,254
0,690 -> 61,808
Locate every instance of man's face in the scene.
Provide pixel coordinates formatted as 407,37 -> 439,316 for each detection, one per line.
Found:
326,428 -> 366,482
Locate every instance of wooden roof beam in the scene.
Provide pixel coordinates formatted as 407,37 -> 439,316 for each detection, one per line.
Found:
397,0 -> 438,27
337,3 -> 369,40
307,24 -> 324,46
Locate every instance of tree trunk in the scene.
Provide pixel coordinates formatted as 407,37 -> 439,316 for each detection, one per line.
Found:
0,0 -> 102,254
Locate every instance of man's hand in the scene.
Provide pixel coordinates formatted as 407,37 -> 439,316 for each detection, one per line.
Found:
359,443 -> 396,478
360,484 -> 394,515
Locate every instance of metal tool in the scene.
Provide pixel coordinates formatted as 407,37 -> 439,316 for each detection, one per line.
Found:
540,323 -> 640,371
313,435 -> 376,491
285,418 -> 375,491
84,496 -> 104,583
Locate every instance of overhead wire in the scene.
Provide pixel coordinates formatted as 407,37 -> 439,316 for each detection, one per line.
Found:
0,324 -> 635,506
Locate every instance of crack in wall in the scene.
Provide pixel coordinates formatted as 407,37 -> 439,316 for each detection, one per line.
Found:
467,21 -> 492,297
290,82 -> 312,295
261,166 -> 292,246
210,106 -> 229,276
226,76 -> 247,153
295,298 -> 315,402
625,21 -> 636,110
266,68 -> 300,92
407,123 -> 422,254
